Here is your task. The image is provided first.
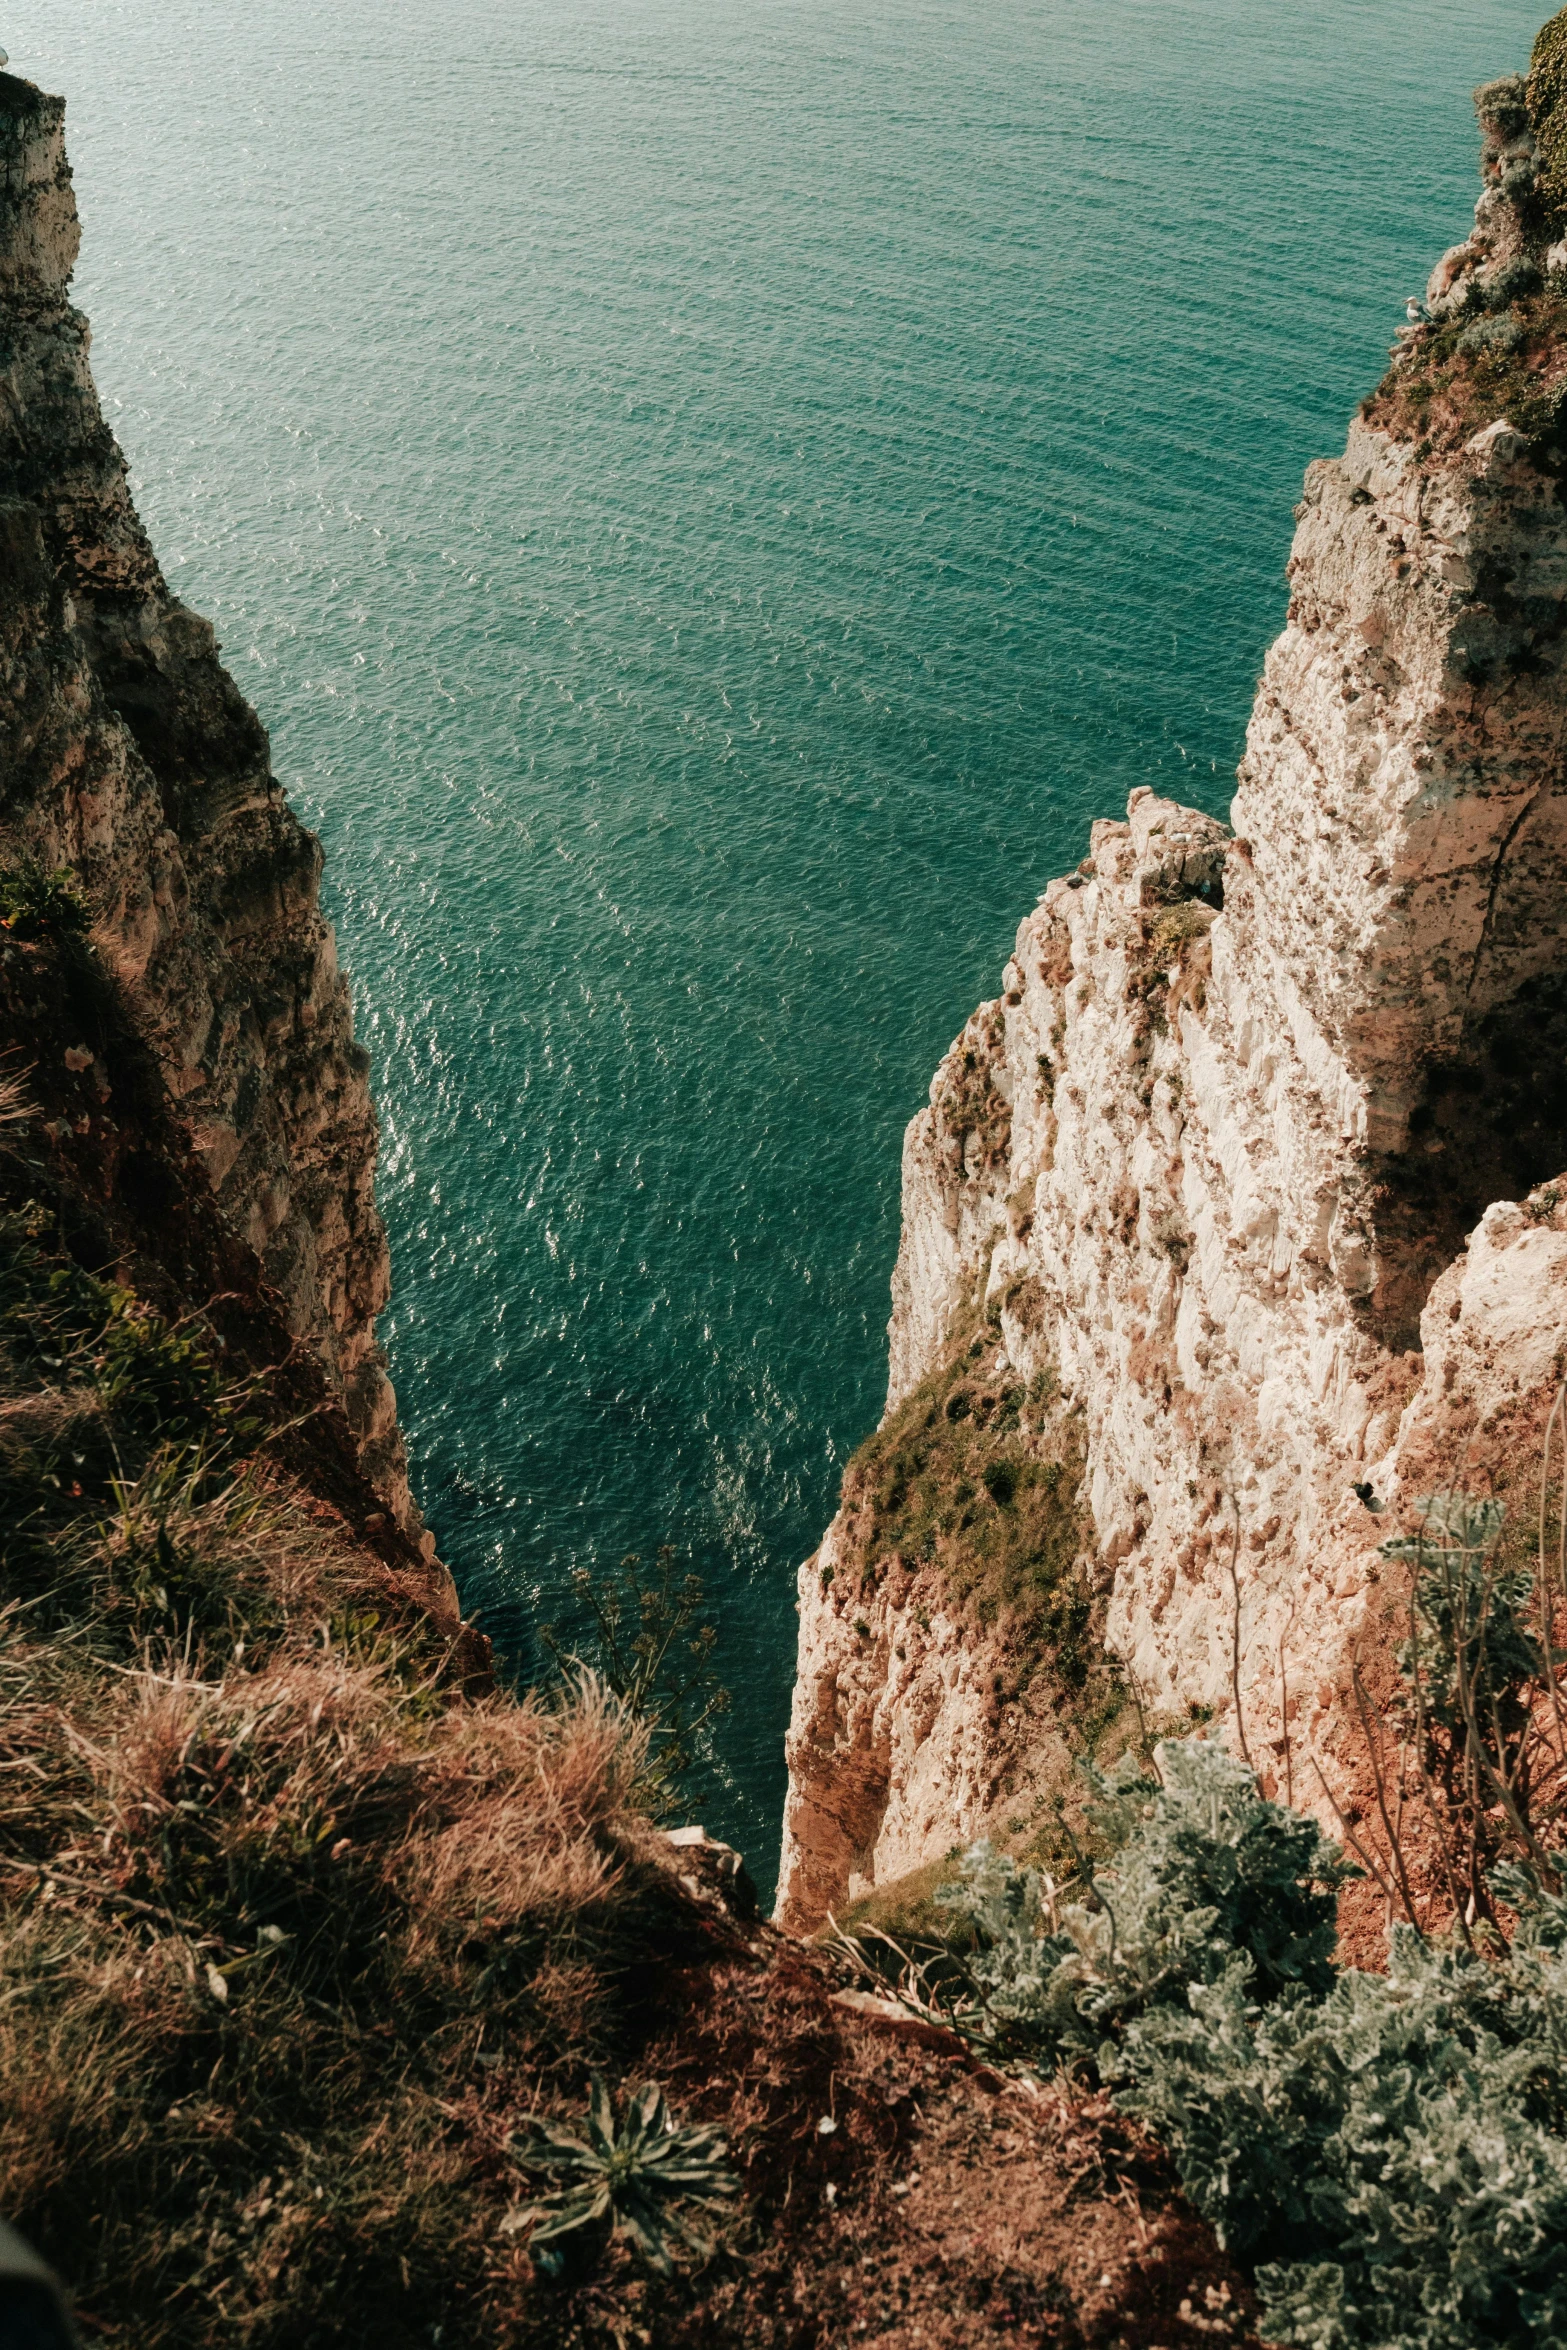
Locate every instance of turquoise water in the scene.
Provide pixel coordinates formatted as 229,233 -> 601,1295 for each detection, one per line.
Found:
18,0 -> 1542,1890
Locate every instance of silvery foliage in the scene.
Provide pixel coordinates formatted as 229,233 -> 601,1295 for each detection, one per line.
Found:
1120,1869 -> 1567,2348
1378,1491 -> 1506,1556
939,1737 -> 1345,2058
941,1738 -> 1567,2348
1377,1495 -> 1541,1736
1458,314 -> 1526,353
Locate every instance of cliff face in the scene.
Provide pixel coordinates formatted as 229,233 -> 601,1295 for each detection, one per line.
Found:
779,61 -> 1567,1929
0,72 -> 1284,2350
0,75 -> 420,1534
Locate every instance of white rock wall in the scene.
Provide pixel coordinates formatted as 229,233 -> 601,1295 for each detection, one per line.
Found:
778,406 -> 1567,1927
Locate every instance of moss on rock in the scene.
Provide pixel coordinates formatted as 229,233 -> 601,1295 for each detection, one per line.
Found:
1531,9 -> 1567,240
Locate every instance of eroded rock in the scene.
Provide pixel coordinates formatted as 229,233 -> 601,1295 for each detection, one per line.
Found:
779,62 -> 1567,1930
0,73 -> 420,1534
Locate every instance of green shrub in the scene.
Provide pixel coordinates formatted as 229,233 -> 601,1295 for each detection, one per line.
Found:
937,1741 -> 1347,2064
934,1732 -> 1567,2348
1118,1879 -> 1567,2348
0,862 -> 89,943
1149,902 -> 1214,958
981,1458 -> 1018,1508
1458,314 -> 1524,354
1475,71 -> 1530,140
836,1316 -> 1094,1665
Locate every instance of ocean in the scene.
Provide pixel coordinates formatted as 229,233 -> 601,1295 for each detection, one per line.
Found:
16,0 -> 1542,1892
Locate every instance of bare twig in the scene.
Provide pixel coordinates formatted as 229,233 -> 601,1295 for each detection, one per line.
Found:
1277,1604 -> 1297,1811
1308,1751 -> 1401,1915
1126,1664 -> 1153,1769
1225,1496 -> 1254,1774
1402,1561 -> 1475,1952
1539,1381 -> 1567,1774
1350,1656 -> 1421,1933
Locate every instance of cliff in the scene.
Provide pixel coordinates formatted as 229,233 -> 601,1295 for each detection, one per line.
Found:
778,51 -> 1567,1930
0,68 -> 1281,2350
0,72 -> 420,1536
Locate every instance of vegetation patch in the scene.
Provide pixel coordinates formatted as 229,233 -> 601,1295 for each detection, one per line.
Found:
839,1314 -> 1093,1662
933,1008 -> 1011,1181
1531,12 -> 1567,240
833,1310 -> 1139,1889
0,1205 -> 1275,2350
0,1179 -> 701,2344
1360,36 -> 1567,463
1363,274 -> 1567,464
835,1852 -> 972,1950
923,1737 -> 1567,2350
862,1477 -> 1567,2350
0,861 -> 90,944
1123,901 -> 1216,1046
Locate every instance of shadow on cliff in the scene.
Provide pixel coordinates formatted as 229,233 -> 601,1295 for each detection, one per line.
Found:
1359,970 -> 1567,1353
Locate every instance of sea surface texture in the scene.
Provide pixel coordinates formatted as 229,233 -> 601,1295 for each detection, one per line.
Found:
20,0 -> 1541,1891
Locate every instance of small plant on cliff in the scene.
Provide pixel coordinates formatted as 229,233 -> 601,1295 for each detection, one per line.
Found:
1475,70 -> 1531,142
981,1458 -> 1019,1507
1381,1496 -> 1561,1923
540,1544 -> 731,1816
1149,902 -> 1213,959
1325,1489 -> 1567,1947
509,2077 -> 738,2277
0,861 -> 89,944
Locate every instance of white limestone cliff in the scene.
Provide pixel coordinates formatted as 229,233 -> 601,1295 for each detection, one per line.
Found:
778,90 -> 1567,1930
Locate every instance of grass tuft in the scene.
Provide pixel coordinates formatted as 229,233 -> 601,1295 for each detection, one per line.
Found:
839,1313 -> 1096,1673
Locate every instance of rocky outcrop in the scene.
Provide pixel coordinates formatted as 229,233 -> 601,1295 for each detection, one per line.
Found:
779,51 -> 1567,1929
781,1517 -> 1042,1935
0,75 -> 422,1535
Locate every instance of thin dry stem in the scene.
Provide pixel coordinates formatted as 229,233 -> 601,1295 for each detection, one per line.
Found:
1225,1495 -> 1253,1774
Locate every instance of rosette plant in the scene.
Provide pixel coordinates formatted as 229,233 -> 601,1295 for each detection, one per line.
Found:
510,2077 -> 739,2276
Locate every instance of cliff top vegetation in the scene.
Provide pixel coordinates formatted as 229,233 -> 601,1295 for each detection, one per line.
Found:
827,1298 -> 1181,1909
1364,12 -> 1567,462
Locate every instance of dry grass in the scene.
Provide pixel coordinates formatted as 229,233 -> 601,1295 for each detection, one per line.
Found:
0,1548 -> 666,2344
0,1204 -> 689,2345
0,1103 -> 1267,2349
0,1294 -> 1250,2348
